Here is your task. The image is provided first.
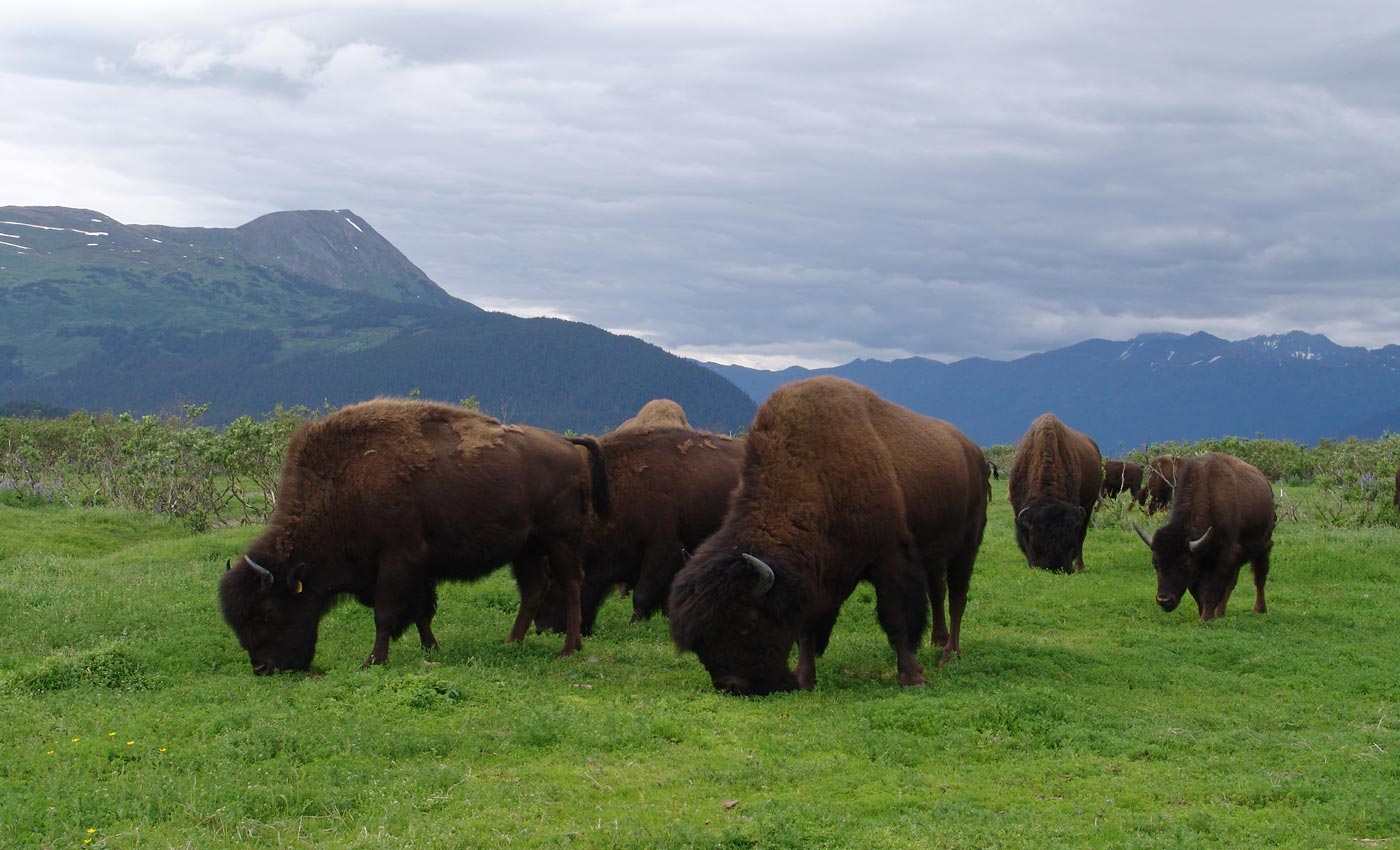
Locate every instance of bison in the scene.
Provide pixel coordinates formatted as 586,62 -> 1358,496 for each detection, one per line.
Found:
1145,454 -> 1182,516
1134,452 -> 1275,622
1101,459 -> 1146,506
667,376 -> 989,695
614,398 -> 692,432
534,417 -> 745,635
1008,413 -> 1102,573
219,398 -> 608,674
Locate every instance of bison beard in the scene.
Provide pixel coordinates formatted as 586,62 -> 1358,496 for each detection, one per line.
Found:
667,376 -> 989,695
219,398 -> 608,674
1134,452 -> 1275,622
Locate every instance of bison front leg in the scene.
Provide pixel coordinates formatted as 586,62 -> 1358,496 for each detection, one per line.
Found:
364,551 -> 432,667
871,561 -> 929,687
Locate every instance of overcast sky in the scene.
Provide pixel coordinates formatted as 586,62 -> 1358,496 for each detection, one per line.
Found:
4,2 -> 1399,368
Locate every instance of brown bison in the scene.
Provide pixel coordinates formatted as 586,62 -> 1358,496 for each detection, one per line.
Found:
219,399 -> 608,674
534,420 -> 745,635
1146,454 -> 1182,515
1008,414 -> 1102,573
667,376 -> 989,695
1101,459 -> 1146,505
614,398 -> 692,432
1134,452 -> 1275,621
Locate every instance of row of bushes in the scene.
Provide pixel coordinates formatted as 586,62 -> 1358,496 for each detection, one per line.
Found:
0,404 -> 317,531
4,404 -> 1397,530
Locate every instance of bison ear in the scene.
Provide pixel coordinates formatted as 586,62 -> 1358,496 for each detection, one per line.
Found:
287,562 -> 309,594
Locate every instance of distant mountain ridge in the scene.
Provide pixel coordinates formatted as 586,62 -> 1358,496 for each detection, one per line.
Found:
0,205 -> 755,432
707,331 -> 1400,447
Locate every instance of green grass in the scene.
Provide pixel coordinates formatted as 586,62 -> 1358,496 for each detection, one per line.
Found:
1,484 -> 1397,849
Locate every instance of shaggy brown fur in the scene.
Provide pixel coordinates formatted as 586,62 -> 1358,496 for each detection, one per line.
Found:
1146,454 -> 1182,516
1008,414 -> 1102,573
534,423 -> 744,634
667,376 -> 989,695
219,398 -> 607,674
1102,459 -> 1146,505
1137,452 -> 1275,622
613,398 -> 692,432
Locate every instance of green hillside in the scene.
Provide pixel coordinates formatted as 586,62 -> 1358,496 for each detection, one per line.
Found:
0,206 -> 756,432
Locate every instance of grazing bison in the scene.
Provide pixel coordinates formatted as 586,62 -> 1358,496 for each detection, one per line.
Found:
534,419 -> 745,634
1134,452 -> 1275,622
1102,459 -> 1146,505
1146,454 -> 1182,515
1008,414 -> 1102,573
219,399 -> 608,674
667,376 -> 989,695
614,398 -> 691,432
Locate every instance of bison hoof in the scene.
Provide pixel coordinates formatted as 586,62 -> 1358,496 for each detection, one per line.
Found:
360,655 -> 386,669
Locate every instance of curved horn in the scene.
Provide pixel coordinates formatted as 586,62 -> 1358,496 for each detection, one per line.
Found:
741,553 -> 775,599
244,554 -> 274,584
1015,507 -> 1031,523
1188,527 -> 1213,552
1132,523 -> 1153,549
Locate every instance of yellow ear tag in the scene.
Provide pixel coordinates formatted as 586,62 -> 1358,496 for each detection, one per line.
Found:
295,581 -> 304,594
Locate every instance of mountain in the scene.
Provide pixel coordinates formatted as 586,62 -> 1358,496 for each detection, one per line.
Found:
706,331 -> 1400,447
0,206 -> 755,432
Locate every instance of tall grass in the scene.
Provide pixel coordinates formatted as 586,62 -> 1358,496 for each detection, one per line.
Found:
2,478 -> 1397,849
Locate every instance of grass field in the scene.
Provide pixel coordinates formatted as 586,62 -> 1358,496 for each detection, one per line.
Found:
1,482 -> 1397,849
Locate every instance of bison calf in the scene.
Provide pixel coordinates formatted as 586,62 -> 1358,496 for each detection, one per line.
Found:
1134,452 -> 1275,622
219,399 -> 608,674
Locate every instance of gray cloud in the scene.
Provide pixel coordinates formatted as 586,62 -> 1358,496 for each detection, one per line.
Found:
4,1 -> 1399,366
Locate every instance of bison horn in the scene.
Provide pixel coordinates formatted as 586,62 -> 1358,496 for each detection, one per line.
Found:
1188,527 -> 1213,552
244,555 -> 275,585
1132,523 -> 1153,549
741,553 -> 775,599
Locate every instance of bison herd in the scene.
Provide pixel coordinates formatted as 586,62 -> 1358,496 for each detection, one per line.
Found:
220,377 -> 1277,694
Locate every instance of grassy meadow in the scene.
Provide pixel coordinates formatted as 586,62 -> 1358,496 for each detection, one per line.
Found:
1,480 -> 1397,849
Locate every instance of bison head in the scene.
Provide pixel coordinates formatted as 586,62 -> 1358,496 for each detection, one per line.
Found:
1135,523 -> 1212,613
219,553 -> 321,674
1013,502 -> 1087,573
667,550 -> 804,696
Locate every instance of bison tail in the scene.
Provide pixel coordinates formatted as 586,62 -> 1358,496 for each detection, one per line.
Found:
569,436 -> 611,519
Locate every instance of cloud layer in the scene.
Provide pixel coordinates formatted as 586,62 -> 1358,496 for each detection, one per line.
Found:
5,1 -> 1399,366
